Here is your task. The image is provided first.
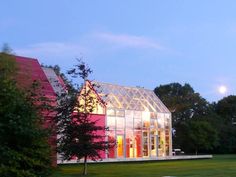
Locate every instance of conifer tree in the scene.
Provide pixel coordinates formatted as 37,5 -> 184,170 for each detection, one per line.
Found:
55,59 -> 114,175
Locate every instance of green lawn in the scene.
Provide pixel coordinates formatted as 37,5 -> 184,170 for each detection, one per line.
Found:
52,155 -> 236,177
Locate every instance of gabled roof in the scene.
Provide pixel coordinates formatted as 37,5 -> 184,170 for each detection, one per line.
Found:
94,82 -> 170,113
15,55 -> 55,97
42,67 -> 66,96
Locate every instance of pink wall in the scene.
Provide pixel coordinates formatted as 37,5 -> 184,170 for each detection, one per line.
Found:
15,55 -> 57,166
15,56 -> 55,96
89,114 -> 106,159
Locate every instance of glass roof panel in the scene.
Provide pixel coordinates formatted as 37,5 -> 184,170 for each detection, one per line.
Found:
93,82 -> 170,113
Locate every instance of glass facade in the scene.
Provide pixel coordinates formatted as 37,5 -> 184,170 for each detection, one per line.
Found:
106,109 -> 171,158
94,82 -> 172,159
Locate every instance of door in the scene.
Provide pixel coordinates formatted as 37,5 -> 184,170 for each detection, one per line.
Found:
117,135 -> 124,158
150,132 -> 158,157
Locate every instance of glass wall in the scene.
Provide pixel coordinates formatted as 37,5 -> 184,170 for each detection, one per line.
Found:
106,109 -> 171,159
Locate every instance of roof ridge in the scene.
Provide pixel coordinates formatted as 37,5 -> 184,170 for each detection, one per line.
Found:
93,81 -> 153,92
14,54 -> 38,61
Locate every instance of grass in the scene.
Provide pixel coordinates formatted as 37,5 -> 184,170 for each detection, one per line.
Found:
51,155 -> 236,177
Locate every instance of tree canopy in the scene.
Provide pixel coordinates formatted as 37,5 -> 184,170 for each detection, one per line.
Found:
154,83 -> 219,154
0,52 -> 52,177
214,96 -> 236,153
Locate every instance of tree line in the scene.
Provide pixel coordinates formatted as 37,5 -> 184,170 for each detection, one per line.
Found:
154,83 -> 236,154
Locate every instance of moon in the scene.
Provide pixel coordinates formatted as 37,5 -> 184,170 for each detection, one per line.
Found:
218,85 -> 227,94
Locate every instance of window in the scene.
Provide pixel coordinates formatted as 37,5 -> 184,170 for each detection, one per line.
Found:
126,117 -> 133,129
116,110 -> 125,117
134,111 -> 142,118
134,118 -> 141,130
116,117 -> 125,130
142,131 -> 149,156
107,109 -> 115,116
107,116 -> 116,129
142,112 -> 150,129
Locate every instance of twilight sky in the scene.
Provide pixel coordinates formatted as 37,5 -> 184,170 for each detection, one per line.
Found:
1,0 -> 236,102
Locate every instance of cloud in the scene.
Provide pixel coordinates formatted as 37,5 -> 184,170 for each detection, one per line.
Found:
14,32 -> 166,62
15,42 -> 86,57
94,32 -> 164,50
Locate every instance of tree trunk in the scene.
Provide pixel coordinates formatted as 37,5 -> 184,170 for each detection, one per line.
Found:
83,156 -> 88,175
195,148 -> 198,155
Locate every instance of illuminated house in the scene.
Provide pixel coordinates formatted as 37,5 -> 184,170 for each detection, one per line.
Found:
13,55 -> 172,162
81,81 -> 172,161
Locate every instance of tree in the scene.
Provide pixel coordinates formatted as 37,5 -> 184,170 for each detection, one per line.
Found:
186,120 -> 218,154
214,96 -> 236,153
154,83 -> 218,153
55,59 -> 114,175
1,43 -> 13,54
154,83 -> 211,123
216,95 -> 236,123
0,52 -> 52,177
